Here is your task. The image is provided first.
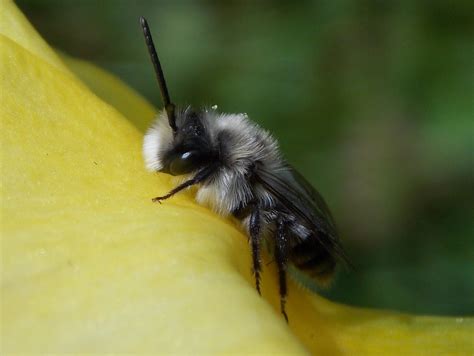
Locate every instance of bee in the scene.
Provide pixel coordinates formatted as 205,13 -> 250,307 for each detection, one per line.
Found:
140,17 -> 350,321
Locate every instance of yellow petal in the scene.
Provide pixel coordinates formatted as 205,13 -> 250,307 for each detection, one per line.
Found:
0,28 -> 304,355
0,0 -> 68,71
59,52 -> 156,132
1,1 -> 473,354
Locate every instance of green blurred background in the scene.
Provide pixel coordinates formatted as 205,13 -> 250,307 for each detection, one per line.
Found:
17,0 -> 473,316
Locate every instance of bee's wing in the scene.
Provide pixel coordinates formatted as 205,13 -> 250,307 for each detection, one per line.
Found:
256,165 -> 351,267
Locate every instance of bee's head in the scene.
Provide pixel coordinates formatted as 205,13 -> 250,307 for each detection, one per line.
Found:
143,107 -> 216,176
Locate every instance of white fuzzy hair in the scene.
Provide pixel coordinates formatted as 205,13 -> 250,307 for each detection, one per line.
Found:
143,110 -> 286,216
143,111 -> 174,171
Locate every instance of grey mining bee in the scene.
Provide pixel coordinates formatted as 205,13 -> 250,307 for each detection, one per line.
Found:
140,17 -> 350,321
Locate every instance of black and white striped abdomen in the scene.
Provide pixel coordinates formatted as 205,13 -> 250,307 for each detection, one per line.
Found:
287,224 -> 337,287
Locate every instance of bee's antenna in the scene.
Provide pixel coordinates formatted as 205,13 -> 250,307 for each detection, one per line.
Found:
140,16 -> 177,132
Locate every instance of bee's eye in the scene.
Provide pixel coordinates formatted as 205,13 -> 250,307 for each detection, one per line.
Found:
169,151 -> 201,175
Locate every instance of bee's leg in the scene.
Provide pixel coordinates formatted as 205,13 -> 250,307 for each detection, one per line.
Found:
275,215 -> 289,322
152,178 -> 196,203
152,164 -> 216,203
249,204 -> 262,295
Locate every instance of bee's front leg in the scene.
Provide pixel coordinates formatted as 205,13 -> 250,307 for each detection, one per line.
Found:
152,179 -> 196,203
152,164 -> 217,203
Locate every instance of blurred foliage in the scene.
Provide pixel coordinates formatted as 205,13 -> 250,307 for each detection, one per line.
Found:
17,0 -> 474,315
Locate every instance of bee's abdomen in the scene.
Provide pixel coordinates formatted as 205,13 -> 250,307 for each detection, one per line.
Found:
289,236 -> 337,286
